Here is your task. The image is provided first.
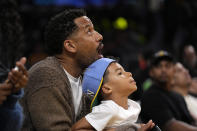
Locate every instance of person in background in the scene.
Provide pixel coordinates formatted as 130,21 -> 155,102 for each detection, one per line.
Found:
172,62 -> 197,124
0,0 -> 28,130
182,44 -> 197,77
140,50 -> 197,131
0,57 -> 28,131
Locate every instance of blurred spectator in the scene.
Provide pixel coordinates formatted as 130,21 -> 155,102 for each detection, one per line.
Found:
182,45 -> 197,77
172,62 -> 197,124
0,58 -> 28,131
0,0 -> 28,130
140,50 -> 197,131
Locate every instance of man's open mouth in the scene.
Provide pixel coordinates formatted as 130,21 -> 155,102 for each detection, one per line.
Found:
97,42 -> 104,58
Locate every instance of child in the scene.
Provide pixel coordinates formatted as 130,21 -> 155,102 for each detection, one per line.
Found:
72,58 -> 155,131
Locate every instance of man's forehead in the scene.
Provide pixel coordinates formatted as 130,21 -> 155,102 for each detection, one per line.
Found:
74,16 -> 93,28
158,60 -> 173,65
152,60 -> 173,70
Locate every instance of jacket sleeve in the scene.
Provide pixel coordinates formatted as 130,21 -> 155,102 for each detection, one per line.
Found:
22,67 -> 74,131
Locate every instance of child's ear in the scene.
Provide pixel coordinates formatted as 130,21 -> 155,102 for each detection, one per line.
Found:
102,84 -> 112,95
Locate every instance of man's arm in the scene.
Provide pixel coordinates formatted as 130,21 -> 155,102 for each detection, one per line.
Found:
22,67 -> 75,131
26,87 -> 74,131
163,119 -> 197,131
72,117 -> 94,131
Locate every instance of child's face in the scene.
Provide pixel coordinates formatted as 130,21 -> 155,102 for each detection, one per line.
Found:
103,62 -> 137,96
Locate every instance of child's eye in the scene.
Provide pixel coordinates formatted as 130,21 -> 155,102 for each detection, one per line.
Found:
118,72 -> 122,75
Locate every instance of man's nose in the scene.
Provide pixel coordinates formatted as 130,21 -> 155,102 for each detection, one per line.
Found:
95,31 -> 103,42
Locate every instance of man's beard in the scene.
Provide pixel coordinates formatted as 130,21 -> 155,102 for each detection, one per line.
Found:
77,56 -> 96,72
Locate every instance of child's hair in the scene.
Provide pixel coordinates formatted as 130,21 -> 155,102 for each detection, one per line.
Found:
97,57 -> 119,104
102,56 -> 119,84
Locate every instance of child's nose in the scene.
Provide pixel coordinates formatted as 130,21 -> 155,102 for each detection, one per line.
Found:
126,72 -> 132,77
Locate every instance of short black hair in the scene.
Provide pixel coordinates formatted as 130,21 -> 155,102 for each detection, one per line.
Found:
44,9 -> 86,56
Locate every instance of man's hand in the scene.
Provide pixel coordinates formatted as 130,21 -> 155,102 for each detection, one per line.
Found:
138,120 -> 155,131
7,57 -> 28,93
0,82 -> 12,105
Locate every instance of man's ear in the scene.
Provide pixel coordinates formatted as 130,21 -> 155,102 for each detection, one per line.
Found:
63,40 -> 77,53
102,84 -> 112,95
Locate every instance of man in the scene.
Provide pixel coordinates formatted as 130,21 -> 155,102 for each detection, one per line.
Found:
21,9 -> 104,131
172,62 -> 197,124
140,50 -> 197,131
21,9 -> 155,131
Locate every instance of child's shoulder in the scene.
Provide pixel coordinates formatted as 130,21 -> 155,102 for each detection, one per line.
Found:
93,100 -> 119,113
128,99 -> 141,109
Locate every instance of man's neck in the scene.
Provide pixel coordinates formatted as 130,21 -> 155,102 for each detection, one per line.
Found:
155,81 -> 171,91
55,55 -> 82,78
173,85 -> 188,96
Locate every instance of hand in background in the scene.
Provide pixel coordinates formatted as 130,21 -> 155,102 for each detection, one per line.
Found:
0,82 -> 12,105
7,57 -> 28,93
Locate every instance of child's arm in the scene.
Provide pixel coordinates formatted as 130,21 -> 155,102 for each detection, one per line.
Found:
72,117 -> 95,131
72,117 -> 116,131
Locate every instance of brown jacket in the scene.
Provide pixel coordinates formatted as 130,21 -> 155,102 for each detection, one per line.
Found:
21,57 -> 91,131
